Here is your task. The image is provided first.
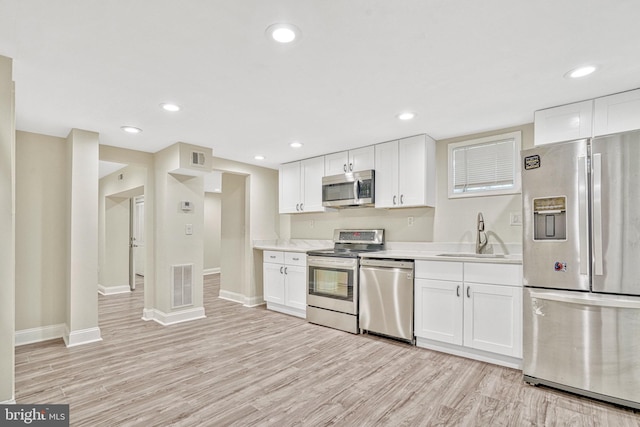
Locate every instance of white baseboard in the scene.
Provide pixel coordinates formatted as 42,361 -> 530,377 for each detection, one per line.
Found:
203,267 -> 220,275
142,307 -> 206,326
98,284 -> 131,295
63,326 -> 103,348
1,398 -> 16,404
218,290 -> 264,307
15,323 -> 65,346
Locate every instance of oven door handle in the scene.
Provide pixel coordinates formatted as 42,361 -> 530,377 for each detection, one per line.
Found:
308,258 -> 358,269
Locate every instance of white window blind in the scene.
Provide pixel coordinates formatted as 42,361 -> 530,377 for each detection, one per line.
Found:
448,131 -> 521,198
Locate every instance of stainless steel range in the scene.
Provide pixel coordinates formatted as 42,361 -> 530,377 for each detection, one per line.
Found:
306,229 -> 384,334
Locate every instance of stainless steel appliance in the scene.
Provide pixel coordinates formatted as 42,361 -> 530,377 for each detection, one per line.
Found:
322,170 -> 374,208
307,229 -> 384,333
359,258 -> 414,343
521,130 -> 640,409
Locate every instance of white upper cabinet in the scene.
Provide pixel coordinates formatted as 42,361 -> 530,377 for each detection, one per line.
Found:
279,156 -> 325,214
534,100 -> 593,146
324,146 -> 375,176
594,88 -> 640,136
375,134 -> 436,208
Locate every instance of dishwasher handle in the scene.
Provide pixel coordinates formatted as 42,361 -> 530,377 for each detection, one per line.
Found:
360,258 -> 414,270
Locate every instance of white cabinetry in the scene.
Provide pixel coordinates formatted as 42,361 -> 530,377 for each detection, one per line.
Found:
374,134 -> 436,208
534,100 -> 593,146
263,251 -> 307,318
279,156 -> 325,213
324,146 -> 375,176
594,88 -> 640,136
415,260 -> 522,367
534,88 -> 640,145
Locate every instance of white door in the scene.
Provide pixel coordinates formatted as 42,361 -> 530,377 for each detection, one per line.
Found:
133,196 -> 145,276
263,262 -> 285,304
301,156 -> 325,212
279,162 -> 302,213
374,140 -> 399,208
463,283 -> 522,357
324,151 -> 349,175
284,264 -> 307,311
398,135 -> 426,207
129,196 -> 144,291
349,146 -> 375,172
414,278 -> 463,345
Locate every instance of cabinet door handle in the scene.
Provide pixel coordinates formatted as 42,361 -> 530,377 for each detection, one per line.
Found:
280,266 -> 283,274
349,163 -> 353,171
284,267 -> 288,275
292,257 -> 299,261
456,285 -> 460,297
400,194 -> 404,205
296,203 -> 300,211
393,195 -> 397,205
466,286 -> 471,298
269,255 -> 276,259
300,203 -> 304,211
343,164 -> 347,172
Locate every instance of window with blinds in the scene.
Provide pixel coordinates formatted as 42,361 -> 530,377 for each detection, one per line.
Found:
448,131 -> 522,198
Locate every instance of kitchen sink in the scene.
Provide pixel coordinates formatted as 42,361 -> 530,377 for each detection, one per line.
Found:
436,253 -> 506,259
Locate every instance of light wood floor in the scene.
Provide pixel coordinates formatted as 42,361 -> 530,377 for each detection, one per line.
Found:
15,275 -> 640,426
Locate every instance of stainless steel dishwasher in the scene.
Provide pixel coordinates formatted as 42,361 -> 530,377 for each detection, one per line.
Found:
359,258 -> 414,343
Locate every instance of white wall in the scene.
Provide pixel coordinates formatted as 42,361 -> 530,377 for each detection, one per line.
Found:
152,143 -> 206,316
0,54 -> 15,403
15,131 -> 68,330
220,174 -> 246,296
433,123 -> 533,246
204,192 -> 221,271
65,129 -> 101,346
287,123 -> 533,249
211,158 -> 279,304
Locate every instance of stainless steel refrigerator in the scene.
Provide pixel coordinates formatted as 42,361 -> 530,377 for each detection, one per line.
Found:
522,129 -> 640,409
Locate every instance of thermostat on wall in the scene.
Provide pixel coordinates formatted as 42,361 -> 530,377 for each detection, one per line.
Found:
181,201 -> 193,212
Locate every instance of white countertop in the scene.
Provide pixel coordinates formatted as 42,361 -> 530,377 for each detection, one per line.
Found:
253,240 -> 522,263
253,239 -> 334,253
359,250 -> 522,264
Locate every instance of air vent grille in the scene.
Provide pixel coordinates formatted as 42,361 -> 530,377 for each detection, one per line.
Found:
172,264 -> 193,308
191,151 -> 205,166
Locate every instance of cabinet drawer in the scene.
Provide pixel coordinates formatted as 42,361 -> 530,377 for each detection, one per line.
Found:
285,252 -> 306,266
264,251 -> 284,264
464,263 -> 522,286
416,261 -> 463,281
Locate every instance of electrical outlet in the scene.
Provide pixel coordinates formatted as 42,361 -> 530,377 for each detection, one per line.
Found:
408,216 -> 414,226
510,212 -> 522,226
185,224 -> 193,235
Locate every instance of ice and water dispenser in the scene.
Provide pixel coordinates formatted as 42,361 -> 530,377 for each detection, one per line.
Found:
532,196 -> 567,240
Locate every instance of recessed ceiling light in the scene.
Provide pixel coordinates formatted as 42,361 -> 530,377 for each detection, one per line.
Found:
121,126 -> 142,134
397,112 -> 416,121
160,103 -> 181,112
266,23 -> 301,44
290,141 -> 303,148
565,65 -> 597,79
254,155 -> 265,160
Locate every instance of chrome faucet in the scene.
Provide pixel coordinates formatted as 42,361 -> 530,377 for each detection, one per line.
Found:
476,212 -> 489,254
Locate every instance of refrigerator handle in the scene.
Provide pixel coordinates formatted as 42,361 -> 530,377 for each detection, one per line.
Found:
578,155 -> 588,276
592,153 -> 603,276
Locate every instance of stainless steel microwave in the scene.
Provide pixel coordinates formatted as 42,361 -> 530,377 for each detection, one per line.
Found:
322,170 -> 375,208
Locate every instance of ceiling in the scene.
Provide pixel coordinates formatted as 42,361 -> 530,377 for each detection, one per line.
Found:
1,1 -> 639,170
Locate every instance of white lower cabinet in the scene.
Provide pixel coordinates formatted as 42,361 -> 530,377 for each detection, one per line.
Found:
263,251 -> 307,318
415,260 -> 523,368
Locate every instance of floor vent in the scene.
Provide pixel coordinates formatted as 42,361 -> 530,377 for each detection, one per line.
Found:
172,264 -> 193,308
